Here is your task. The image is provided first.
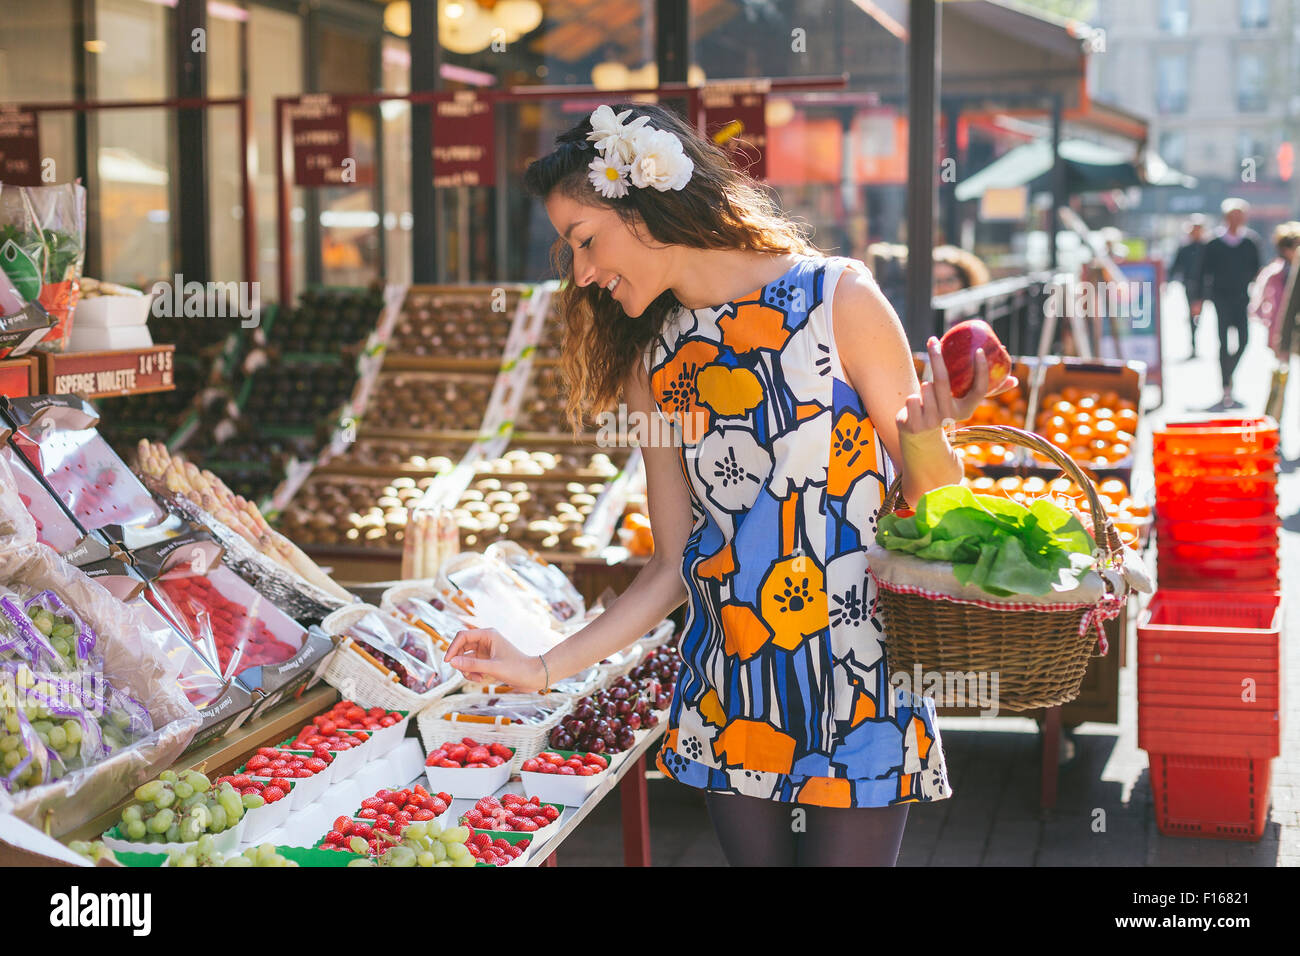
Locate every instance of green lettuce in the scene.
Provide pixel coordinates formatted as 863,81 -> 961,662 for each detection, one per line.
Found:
876,485 -> 1096,597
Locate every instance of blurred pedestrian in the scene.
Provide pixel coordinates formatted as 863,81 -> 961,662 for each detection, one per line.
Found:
933,245 -> 991,295
1195,198 -> 1263,408
1249,221 -> 1300,360
1167,214 -> 1208,357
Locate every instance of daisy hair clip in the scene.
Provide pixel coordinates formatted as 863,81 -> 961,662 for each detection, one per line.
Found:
586,105 -> 694,199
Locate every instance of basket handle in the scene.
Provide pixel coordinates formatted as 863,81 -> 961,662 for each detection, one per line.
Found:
880,424 -> 1123,564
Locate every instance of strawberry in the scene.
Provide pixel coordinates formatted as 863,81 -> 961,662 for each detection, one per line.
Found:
488,742 -> 513,760
379,715 -> 397,727
474,796 -> 496,812
558,765 -> 577,775
334,816 -> 353,835
514,818 -> 539,832
520,758 -> 540,773
360,796 -> 384,810
412,808 -> 435,821
246,754 -> 270,772
447,744 -> 469,763
368,707 -> 385,718
325,829 -> 344,845
492,838 -> 513,850
583,753 -> 609,769
380,801 -> 400,816
358,808 -> 379,820
263,785 -> 286,802
436,759 -> 460,768
412,784 -> 430,800
537,751 -> 562,764
430,798 -> 449,815
471,831 -> 492,847
269,777 -> 292,791
467,746 -> 491,763
461,737 -> 479,747
293,768 -> 314,778
305,757 -> 328,773
437,792 -> 451,803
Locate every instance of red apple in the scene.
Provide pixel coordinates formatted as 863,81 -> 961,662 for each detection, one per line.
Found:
938,319 -> 1012,398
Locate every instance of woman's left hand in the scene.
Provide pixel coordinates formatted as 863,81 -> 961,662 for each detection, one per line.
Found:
896,336 -> 1020,436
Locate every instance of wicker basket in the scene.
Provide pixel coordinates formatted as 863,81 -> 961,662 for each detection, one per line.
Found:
869,425 -> 1127,712
416,693 -> 573,772
461,663 -> 602,701
319,603 -> 464,713
594,643 -> 647,690
632,618 -> 677,657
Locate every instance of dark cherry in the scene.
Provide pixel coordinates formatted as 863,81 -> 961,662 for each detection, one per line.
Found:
626,712 -> 642,730
589,737 -> 606,754
644,712 -> 660,728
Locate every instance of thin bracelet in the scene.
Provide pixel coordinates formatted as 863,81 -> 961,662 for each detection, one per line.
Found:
538,652 -> 551,694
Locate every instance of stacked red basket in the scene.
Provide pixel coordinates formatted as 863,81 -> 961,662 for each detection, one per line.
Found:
1140,417 -> 1283,840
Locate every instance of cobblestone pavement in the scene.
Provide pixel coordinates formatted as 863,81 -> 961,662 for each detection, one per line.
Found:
555,287 -> 1297,866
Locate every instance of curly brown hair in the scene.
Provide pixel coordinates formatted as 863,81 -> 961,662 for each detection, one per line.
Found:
523,103 -> 820,432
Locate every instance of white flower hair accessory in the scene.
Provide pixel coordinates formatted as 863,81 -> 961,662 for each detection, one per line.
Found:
585,105 -> 693,195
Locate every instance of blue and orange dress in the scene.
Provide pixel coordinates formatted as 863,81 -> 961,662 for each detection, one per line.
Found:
646,253 -> 953,809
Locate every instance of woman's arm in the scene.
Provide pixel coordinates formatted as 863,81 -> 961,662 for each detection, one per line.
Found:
831,262 -> 1011,505
444,360 -> 692,690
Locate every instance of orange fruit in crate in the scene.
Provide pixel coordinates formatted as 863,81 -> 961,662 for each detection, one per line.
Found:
1050,399 -> 1075,417
1093,419 -> 1117,437
1071,423 -> 1094,442
1077,395 -> 1097,410
1093,407 -> 1114,421
1061,386 -> 1083,403
971,476 -> 997,492
1115,408 -> 1138,430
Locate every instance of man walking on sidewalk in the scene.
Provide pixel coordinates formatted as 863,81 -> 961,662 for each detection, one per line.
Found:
1168,215 -> 1208,358
1194,199 -> 1263,408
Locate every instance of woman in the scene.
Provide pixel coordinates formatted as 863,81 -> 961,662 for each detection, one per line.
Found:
1249,221 -> 1300,360
444,104 -> 1012,866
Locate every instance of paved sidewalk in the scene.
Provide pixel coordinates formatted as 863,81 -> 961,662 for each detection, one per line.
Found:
555,287 -> 1298,866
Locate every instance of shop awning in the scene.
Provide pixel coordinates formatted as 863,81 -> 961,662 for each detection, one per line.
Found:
954,138 -> 1197,201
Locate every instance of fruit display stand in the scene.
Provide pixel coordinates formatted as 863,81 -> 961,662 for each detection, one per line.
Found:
281,286 -> 642,591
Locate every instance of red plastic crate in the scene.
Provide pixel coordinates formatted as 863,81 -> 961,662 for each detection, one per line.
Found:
1152,417 -> 1278,455
1154,494 -> 1278,522
1139,642 -> 1279,674
1154,516 -> 1279,546
1156,559 -> 1280,590
1138,677 -> 1282,710
1141,728 -> 1279,759
1150,753 -> 1272,840
1138,589 -> 1282,639
1154,473 -> 1278,501
1139,703 -> 1281,737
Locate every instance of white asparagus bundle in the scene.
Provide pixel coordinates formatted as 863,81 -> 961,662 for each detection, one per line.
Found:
134,439 -> 352,601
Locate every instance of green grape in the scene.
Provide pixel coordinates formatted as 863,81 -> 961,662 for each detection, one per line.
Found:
51,623 -> 75,640
164,824 -> 181,843
347,858 -> 375,867
4,711 -> 18,732
431,840 -> 447,863
171,853 -> 197,867
48,726 -> 67,750
178,817 -> 201,843
445,842 -> 471,863
405,822 -> 429,841
218,788 -> 243,823
174,781 -> 194,800
125,819 -> 147,840
58,743 -> 77,763
146,808 -> 174,834
208,804 -> 227,834
255,844 -> 277,865
51,637 -> 70,659
159,769 -> 178,784
121,804 -> 143,824
68,840 -> 91,857
241,793 -> 265,810
416,851 -> 435,867
439,825 -> 470,844
223,855 -> 253,867
180,792 -> 206,810
349,836 -> 368,854
181,770 -> 210,791
134,780 -> 163,802
0,734 -> 18,753
154,785 -> 176,809
110,710 -> 129,729
63,720 -> 81,745
383,846 -> 416,868
32,613 -> 53,636
3,750 -> 20,770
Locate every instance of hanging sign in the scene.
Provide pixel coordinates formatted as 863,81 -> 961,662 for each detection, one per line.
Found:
432,92 -> 495,188
291,96 -> 367,187
0,109 -> 41,187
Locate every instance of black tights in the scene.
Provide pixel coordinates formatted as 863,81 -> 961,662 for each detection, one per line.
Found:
705,791 -> 909,867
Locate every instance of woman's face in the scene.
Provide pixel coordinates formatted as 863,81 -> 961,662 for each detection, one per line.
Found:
545,192 -> 670,318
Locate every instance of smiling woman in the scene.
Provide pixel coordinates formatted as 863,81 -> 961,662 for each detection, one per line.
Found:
444,101 -> 1009,868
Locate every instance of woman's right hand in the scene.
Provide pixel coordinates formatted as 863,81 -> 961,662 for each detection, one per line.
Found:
444,628 -> 548,692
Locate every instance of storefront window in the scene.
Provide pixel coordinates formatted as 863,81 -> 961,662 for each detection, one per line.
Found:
0,1 -> 78,185
91,0 -> 173,286
207,2 -> 248,284
248,3 -> 304,301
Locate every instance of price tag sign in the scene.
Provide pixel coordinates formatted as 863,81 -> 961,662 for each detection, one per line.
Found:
432,92 -> 495,188
0,109 -> 41,186
290,96 -> 367,187
702,88 -> 767,180
0,359 -> 32,397
44,346 -> 175,398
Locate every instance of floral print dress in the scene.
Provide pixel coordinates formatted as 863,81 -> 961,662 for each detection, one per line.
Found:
646,254 -> 953,808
